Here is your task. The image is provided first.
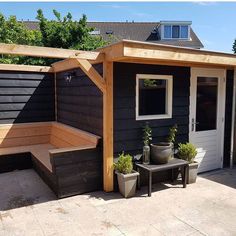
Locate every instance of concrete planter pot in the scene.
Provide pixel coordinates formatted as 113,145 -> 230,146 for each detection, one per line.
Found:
188,162 -> 199,184
150,142 -> 172,164
115,170 -> 139,198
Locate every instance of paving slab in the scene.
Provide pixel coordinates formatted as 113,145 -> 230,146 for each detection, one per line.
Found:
0,168 -> 235,236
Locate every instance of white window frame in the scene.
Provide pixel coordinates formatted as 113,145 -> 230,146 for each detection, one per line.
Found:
136,74 -> 173,120
162,25 -> 190,40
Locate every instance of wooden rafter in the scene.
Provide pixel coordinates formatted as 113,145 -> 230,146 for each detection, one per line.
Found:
0,43 -> 101,60
52,53 -> 105,73
0,63 -> 53,73
52,58 -> 81,73
76,59 -> 106,93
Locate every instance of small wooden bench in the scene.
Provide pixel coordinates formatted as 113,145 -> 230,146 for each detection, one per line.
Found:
135,158 -> 189,197
0,122 -> 102,198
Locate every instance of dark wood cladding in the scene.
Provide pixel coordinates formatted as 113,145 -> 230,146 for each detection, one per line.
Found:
0,153 -> 32,173
51,147 -> 102,198
32,155 -> 58,195
34,146 -> 102,198
0,146 -> 102,198
0,71 -> 55,124
224,70 -> 234,167
56,64 -> 103,136
113,62 -> 190,155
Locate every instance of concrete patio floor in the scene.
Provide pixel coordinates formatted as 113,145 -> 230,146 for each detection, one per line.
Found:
0,168 -> 235,236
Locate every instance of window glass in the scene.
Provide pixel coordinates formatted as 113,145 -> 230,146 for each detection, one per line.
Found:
164,25 -> 171,38
180,25 -> 189,38
196,77 -> 218,131
138,79 -> 167,116
172,25 -> 180,38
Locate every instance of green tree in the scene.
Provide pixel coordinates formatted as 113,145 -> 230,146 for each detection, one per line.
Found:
233,40 -> 236,53
0,13 -> 42,64
0,10 -> 107,65
36,9 -> 106,51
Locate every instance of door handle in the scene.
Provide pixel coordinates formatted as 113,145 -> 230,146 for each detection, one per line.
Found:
191,118 -> 199,131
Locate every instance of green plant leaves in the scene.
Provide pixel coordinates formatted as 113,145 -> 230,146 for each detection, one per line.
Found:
113,152 -> 133,174
0,10 -> 108,65
178,143 -> 197,163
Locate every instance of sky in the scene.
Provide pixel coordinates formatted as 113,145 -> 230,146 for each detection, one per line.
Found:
0,1 -> 235,53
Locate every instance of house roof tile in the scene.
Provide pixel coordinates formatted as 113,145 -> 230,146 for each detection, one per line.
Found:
23,21 -> 204,49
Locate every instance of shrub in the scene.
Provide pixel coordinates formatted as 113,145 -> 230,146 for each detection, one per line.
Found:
113,152 -> 133,174
178,143 -> 197,163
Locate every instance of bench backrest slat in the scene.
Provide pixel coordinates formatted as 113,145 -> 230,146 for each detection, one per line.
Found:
0,121 -> 100,149
0,122 -> 51,148
50,122 -> 99,148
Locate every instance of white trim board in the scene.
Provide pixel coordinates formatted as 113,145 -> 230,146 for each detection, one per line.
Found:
189,67 -> 226,172
135,74 -> 173,121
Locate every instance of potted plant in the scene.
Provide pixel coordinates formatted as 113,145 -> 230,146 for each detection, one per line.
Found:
178,143 -> 198,184
142,123 -> 152,164
150,142 -> 172,164
150,126 -> 173,164
167,124 -> 178,159
114,152 -> 139,198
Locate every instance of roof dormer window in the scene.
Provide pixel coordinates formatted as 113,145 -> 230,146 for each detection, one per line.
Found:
180,25 -> 188,38
161,21 -> 191,40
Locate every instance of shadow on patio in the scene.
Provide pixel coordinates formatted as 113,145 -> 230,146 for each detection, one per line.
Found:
86,178 -> 185,203
0,169 -> 57,211
199,167 -> 236,189
0,168 -> 187,211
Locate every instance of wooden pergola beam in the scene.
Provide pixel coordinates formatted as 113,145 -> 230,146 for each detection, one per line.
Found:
52,58 -> 81,73
0,43 -> 101,60
52,53 -> 105,73
76,59 -> 106,93
103,61 -> 114,192
0,63 -> 53,73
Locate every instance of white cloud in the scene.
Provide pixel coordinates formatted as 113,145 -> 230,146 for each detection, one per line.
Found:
193,1 -> 217,6
100,4 -> 125,9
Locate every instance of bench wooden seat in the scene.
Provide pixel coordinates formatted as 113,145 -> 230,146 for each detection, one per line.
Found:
0,144 -> 55,171
0,122 -> 102,198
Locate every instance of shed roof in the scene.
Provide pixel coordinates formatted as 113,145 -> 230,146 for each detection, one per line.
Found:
96,40 -> 236,69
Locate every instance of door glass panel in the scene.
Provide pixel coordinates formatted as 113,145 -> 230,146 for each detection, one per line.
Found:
196,77 -> 218,131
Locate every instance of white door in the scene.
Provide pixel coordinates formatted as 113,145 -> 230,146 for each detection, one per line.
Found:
189,68 -> 226,173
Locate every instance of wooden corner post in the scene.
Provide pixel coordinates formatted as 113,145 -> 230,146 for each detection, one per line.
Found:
103,61 -> 114,192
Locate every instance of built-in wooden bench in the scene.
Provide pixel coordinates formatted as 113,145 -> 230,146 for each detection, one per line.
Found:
0,122 -> 102,198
